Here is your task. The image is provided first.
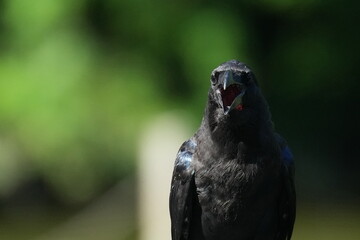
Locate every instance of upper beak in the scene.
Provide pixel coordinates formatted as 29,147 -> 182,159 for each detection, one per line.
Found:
223,71 -> 237,90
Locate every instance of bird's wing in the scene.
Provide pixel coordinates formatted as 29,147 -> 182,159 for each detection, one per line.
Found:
276,136 -> 296,240
169,139 -> 196,240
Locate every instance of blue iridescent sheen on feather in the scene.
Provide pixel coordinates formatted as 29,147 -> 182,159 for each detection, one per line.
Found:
281,146 -> 293,166
177,152 -> 192,169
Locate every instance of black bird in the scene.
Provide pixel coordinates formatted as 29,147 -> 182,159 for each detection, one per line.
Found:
169,60 -> 295,240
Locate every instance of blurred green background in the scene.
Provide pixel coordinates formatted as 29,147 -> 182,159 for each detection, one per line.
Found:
0,0 -> 359,239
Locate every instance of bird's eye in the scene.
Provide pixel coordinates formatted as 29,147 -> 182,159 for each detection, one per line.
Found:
211,72 -> 220,85
236,72 -> 252,85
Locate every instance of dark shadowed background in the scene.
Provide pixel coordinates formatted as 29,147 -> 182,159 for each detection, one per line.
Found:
0,0 -> 359,239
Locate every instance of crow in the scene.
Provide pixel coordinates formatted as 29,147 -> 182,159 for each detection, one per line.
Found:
169,60 -> 296,240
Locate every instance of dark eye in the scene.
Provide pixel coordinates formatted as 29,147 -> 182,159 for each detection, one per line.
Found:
234,72 -> 251,85
211,72 -> 220,85
242,73 -> 251,84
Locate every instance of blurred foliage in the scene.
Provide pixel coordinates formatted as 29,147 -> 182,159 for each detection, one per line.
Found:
0,0 -> 359,239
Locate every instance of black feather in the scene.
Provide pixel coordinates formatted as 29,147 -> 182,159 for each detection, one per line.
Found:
169,60 -> 296,240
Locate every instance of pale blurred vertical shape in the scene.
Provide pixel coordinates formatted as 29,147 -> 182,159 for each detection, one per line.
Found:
138,112 -> 192,240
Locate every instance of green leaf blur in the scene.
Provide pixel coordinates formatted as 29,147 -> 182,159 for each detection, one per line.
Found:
0,0 -> 359,239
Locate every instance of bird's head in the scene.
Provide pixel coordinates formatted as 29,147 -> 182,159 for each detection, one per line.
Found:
210,60 -> 257,115
206,60 -> 270,133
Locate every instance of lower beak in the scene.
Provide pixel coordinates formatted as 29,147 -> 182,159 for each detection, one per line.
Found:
224,91 -> 245,115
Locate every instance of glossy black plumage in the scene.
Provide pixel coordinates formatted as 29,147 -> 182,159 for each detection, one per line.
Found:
169,60 -> 296,240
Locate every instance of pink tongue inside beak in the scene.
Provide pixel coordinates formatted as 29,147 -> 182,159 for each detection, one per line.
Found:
221,85 -> 241,107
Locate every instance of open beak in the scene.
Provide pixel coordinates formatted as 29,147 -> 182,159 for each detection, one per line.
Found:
218,71 -> 246,115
